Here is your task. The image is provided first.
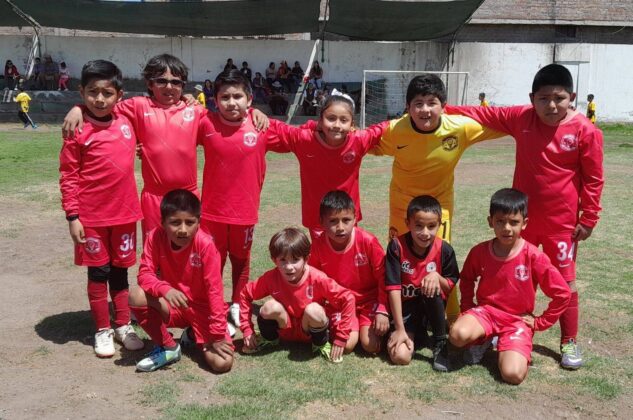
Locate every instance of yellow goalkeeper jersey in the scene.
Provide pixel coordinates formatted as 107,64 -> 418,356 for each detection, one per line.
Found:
370,114 -> 504,233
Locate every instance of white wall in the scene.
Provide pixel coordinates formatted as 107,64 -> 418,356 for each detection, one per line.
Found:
1,34 -> 630,121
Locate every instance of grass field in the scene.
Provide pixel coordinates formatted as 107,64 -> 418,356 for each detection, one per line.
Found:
0,124 -> 632,419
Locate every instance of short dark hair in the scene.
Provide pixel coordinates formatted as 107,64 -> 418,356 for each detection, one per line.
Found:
160,189 -> 201,221
406,74 -> 447,104
319,190 -> 355,220
142,54 -> 188,95
587,93 -> 594,100
214,69 -> 252,97
406,195 -> 442,221
269,227 -> 311,260
532,64 -> 573,94
320,94 -> 355,118
80,60 -> 123,90
489,188 -> 528,218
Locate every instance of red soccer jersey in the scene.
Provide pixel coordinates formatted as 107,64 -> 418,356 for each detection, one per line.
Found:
198,112 -> 283,225
239,265 -> 355,347
460,239 -> 571,331
137,228 -> 226,342
444,105 -> 604,232
59,114 -> 142,226
385,235 -> 459,301
268,120 -> 388,230
116,96 -> 206,195
310,227 -> 388,313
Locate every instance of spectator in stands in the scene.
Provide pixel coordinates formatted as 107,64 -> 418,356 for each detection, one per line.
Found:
58,61 -> 70,91
224,58 -> 238,72
39,54 -> 60,91
290,60 -> 304,90
252,72 -> 267,104
265,62 -> 276,88
203,79 -> 216,111
30,57 -> 42,89
240,61 -> 252,83
268,81 -> 288,115
309,60 -> 324,90
4,59 -> 20,90
277,60 -> 292,92
301,83 -> 317,116
315,89 -> 327,114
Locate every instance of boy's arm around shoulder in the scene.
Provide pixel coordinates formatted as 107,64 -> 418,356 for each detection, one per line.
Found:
59,134 -> 82,218
577,126 -> 605,232
445,104 -> 525,137
367,118 -> 396,156
202,240 -> 230,342
137,230 -> 174,299
262,118 -> 300,154
318,274 -> 355,347
531,252 -> 571,331
352,120 -> 390,153
239,271 -> 273,338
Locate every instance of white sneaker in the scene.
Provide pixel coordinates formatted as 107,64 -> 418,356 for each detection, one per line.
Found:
114,323 -> 144,351
228,322 -> 236,338
94,328 -> 115,358
229,303 -> 241,327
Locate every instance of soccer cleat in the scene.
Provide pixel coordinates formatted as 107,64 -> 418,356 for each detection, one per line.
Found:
463,338 -> 493,365
114,323 -> 144,351
241,336 -> 279,354
94,328 -> 116,358
560,339 -> 583,370
432,340 -> 450,372
179,327 -> 195,348
313,341 -> 342,363
136,345 -> 181,372
229,303 -> 241,328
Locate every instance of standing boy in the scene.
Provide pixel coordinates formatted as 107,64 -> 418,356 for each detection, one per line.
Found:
450,189 -> 571,384
309,191 -> 389,354
586,94 -> 596,124
59,60 -> 144,357
445,64 -> 604,369
130,190 -> 233,373
14,87 -> 37,129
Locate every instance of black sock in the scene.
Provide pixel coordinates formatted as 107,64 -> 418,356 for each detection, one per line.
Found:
257,315 -> 280,341
309,324 -> 329,347
422,294 -> 448,341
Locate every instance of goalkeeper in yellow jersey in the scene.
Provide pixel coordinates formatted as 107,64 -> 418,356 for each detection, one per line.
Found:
370,74 -> 504,321
586,94 -> 596,124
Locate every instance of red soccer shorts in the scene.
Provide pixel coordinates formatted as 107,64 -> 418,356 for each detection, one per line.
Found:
167,302 -> 233,347
200,219 -> 255,260
346,301 -> 378,331
464,304 -> 534,362
522,230 -> 577,281
278,315 -> 311,343
75,223 -> 137,267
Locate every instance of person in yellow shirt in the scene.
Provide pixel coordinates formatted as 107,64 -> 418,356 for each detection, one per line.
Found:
194,84 -> 206,108
586,94 -> 596,124
13,87 -> 37,129
370,74 -> 503,322
479,92 -> 489,107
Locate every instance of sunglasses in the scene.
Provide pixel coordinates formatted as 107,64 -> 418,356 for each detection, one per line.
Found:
151,77 -> 185,87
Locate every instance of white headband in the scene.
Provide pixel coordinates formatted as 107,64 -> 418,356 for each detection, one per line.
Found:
330,88 -> 355,112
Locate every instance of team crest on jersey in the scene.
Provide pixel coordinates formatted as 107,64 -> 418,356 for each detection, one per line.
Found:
401,260 -> 414,275
514,265 -> 529,281
306,285 -> 314,300
85,237 -> 101,254
243,131 -> 258,147
426,261 -> 437,272
183,107 -> 195,122
120,124 -> 132,139
442,136 -> 458,151
189,253 -> 202,268
354,253 -> 368,267
559,134 -> 578,151
342,151 -> 356,164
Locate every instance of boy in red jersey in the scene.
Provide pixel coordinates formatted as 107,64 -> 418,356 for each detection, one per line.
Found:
450,189 -> 571,385
197,70 -> 283,330
239,228 -> 355,363
59,60 -> 144,358
445,64 -> 604,369
309,191 -> 389,354
386,195 -> 459,371
129,190 -> 233,373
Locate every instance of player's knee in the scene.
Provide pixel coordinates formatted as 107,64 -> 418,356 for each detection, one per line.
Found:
361,338 -> 381,354
87,264 -> 110,282
499,362 -> 528,385
390,349 -> 412,366
109,266 -> 129,291
448,324 -> 470,347
344,336 -> 358,354
128,286 -> 146,307
260,300 -> 284,319
304,303 -> 327,324
205,351 -> 233,374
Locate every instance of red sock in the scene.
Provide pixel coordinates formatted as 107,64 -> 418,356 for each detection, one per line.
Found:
87,280 -> 110,330
560,292 -> 579,343
109,288 -> 130,328
130,306 -> 176,347
230,255 -> 250,303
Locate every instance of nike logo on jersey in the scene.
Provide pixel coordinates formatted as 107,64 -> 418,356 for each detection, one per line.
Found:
396,145 -> 408,149
559,263 -> 571,268
85,138 -> 94,146
120,252 -> 132,258
143,112 -> 155,117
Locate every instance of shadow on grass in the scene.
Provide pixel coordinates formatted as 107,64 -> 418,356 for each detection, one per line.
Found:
532,343 -> 560,363
34,310 -> 94,346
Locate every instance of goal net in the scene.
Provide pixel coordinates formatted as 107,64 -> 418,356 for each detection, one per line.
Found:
360,70 -> 469,128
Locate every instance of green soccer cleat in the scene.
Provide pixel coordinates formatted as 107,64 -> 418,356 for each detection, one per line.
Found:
136,345 -> 181,372
560,339 -> 583,370
313,342 -> 342,363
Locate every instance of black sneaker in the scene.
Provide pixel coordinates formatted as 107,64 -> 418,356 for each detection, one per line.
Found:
432,339 -> 450,372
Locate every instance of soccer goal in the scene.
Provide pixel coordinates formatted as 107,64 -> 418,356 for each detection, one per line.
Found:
360,70 -> 469,128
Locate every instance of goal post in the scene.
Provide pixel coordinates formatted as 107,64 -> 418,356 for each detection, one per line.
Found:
360,70 -> 469,128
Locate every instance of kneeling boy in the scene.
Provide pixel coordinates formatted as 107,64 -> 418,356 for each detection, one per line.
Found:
386,195 -> 459,371
449,188 -> 571,385
239,227 -> 355,363
130,190 -> 233,373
